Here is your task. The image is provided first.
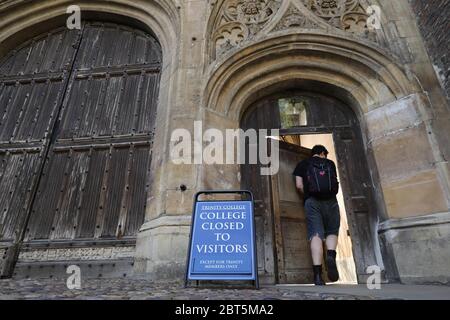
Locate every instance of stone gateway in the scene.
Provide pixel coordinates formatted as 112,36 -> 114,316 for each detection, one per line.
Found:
0,0 -> 449,286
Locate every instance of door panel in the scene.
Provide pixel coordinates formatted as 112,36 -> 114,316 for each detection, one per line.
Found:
271,140 -> 312,283
0,27 -> 81,276
334,128 -> 379,282
240,99 -> 280,284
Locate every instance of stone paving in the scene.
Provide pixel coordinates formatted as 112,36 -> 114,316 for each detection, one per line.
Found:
0,278 -> 377,300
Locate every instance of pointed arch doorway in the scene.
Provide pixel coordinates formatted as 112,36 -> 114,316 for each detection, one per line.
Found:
240,85 -> 382,285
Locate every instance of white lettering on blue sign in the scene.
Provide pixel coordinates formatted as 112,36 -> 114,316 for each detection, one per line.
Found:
187,200 -> 256,280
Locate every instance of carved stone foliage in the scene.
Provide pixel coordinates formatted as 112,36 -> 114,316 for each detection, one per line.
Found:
272,4 -> 321,31
210,0 -> 383,61
302,0 -> 376,38
212,0 -> 282,58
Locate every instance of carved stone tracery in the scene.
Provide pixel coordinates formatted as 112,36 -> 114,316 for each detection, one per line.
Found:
212,0 -> 282,58
211,0 -> 382,61
273,4 -> 321,31
303,0 -> 373,35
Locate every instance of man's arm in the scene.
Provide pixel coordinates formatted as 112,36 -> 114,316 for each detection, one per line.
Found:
296,176 -> 304,193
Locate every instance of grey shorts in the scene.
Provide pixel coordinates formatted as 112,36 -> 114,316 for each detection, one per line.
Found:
304,197 -> 340,241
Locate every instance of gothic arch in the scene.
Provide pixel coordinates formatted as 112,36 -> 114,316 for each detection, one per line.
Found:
203,32 -> 420,124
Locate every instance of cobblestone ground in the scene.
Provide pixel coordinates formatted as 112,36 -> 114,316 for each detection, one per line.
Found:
0,278 -> 378,300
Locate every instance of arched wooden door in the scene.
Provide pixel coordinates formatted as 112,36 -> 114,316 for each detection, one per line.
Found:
0,22 -> 161,278
241,91 -> 381,284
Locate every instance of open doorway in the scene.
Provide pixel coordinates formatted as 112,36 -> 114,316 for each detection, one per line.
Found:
280,133 -> 358,284
240,90 -> 382,285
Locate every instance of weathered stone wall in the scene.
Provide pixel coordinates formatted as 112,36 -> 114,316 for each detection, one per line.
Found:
409,0 -> 449,103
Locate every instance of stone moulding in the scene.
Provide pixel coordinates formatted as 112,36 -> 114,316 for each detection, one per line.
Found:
18,246 -> 136,263
139,215 -> 192,233
378,211 -> 450,234
204,32 -> 418,122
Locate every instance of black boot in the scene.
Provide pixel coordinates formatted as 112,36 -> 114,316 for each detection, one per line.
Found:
326,250 -> 339,282
313,265 -> 325,286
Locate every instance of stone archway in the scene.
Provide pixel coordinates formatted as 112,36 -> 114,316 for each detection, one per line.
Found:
239,84 -> 381,284
201,32 -> 447,283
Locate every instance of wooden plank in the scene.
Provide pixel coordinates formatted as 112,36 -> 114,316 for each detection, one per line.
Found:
93,146 -> 113,239
23,36 -> 46,75
8,45 -> 33,75
54,28 -> 81,72
4,152 -> 40,240
25,151 -> 68,240
58,79 -> 85,139
0,153 -> 25,240
270,172 -> 285,283
116,145 -> 134,239
40,31 -> 64,72
14,81 -> 42,140
124,146 -> 150,236
87,78 -> 109,137
32,81 -> 64,141
51,150 -> 89,240
140,73 -> 161,133
121,74 -> 141,134
0,84 -> 29,141
76,148 -> 107,239
78,77 -> 102,137
100,147 -> 128,238
98,76 -> 122,136
0,84 -> 13,127
112,28 -> 132,66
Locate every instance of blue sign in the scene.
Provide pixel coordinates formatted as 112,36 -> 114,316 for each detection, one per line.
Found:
187,200 -> 256,280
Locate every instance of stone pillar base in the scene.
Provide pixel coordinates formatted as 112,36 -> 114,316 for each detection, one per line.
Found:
379,211 -> 450,285
134,215 -> 191,281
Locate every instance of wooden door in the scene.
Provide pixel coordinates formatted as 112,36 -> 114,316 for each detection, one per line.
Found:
333,128 -> 380,282
271,140 -> 313,283
0,22 -> 161,278
240,99 -> 280,284
0,27 -> 82,277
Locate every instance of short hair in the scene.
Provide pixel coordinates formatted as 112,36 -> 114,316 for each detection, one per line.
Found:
311,145 -> 329,156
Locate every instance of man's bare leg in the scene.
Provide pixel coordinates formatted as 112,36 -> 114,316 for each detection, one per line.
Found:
311,235 -> 325,285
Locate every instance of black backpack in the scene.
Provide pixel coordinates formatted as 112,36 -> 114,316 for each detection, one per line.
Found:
306,158 -> 339,196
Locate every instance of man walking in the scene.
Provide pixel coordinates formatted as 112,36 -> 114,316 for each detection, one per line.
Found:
293,145 -> 340,285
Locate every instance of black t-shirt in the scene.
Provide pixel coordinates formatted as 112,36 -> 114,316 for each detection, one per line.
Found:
292,157 -> 338,201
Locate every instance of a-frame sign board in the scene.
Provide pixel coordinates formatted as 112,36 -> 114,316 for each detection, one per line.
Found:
184,190 -> 259,289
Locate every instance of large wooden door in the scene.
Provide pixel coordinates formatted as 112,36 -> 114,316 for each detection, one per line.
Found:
240,99 -> 280,284
270,141 -> 312,283
333,128 -> 379,283
0,22 -> 161,278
